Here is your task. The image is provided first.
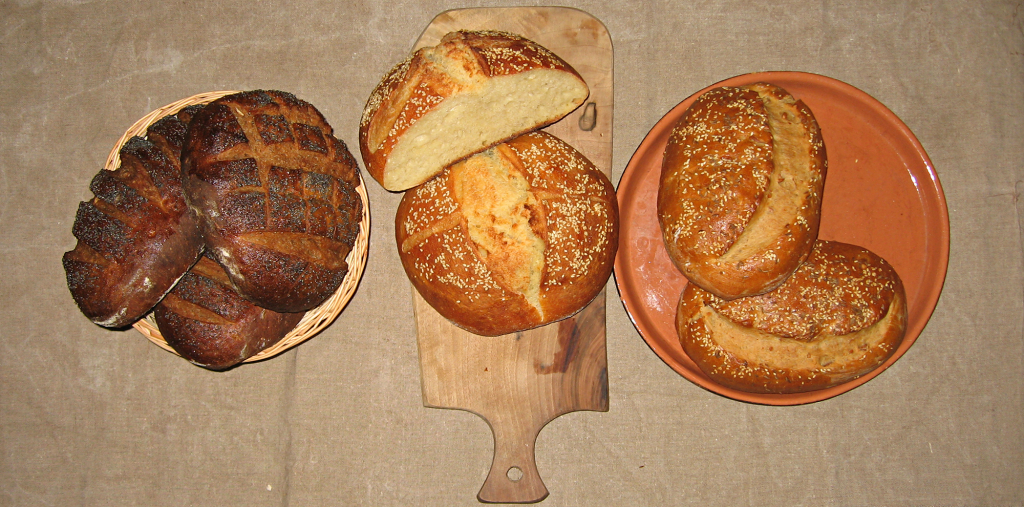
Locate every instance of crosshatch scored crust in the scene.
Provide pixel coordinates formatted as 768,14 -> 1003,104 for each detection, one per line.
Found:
182,90 -> 364,314
676,240 -> 908,394
115,104 -> 305,369
359,29 -> 590,191
396,131 -> 618,336
658,82 -> 827,300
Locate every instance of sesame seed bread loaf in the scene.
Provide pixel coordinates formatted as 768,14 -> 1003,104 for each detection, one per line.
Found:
63,106 -> 205,328
658,83 -> 827,300
395,131 -> 618,336
676,240 -> 907,394
154,254 -> 304,370
182,90 -> 363,313
360,30 -> 590,192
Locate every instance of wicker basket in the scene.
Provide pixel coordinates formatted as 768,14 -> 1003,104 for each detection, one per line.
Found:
108,91 -> 371,364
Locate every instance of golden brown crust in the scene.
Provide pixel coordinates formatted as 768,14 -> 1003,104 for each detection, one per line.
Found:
182,90 -> 363,313
359,30 -> 589,191
658,83 -> 826,299
63,109 -> 204,328
154,255 -> 304,370
676,240 -> 907,394
396,131 -> 618,336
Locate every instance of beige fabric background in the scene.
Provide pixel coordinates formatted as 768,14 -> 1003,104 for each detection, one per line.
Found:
2,1 -> 1021,505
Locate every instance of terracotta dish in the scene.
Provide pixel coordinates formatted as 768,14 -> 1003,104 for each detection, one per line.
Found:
615,71 -> 949,405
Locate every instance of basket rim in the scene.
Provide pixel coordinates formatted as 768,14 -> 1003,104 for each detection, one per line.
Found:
118,91 -> 371,365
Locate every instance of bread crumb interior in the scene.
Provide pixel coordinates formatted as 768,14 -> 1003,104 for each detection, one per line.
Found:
384,69 -> 586,190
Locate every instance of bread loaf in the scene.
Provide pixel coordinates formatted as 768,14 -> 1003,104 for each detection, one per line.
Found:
182,90 -> 363,313
63,108 -> 204,328
396,131 -> 617,336
676,240 -> 907,394
658,83 -> 826,299
360,30 -> 590,191
154,254 -> 304,370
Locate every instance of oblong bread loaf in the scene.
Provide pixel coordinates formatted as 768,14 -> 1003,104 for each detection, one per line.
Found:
63,107 -> 205,328
154,255 -> 304,370
360,30 -> 589,191
658,82 -> 826,299
676,240 -> 907,394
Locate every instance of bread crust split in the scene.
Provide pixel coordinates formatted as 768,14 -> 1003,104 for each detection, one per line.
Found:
676,240 -> 907,394
658,82 -> 827,299
396,131 -> 617,336
360,30 -> 590,191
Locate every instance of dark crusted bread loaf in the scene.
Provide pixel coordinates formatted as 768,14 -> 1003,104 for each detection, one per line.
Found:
147,104 -> 204,162
154,254 -> 305,370
396,131 -> 618,336
676,240 -> 907,394
63,107 -> 205,328
658,82 -> 827,300
360,30 -> 589,191
182,90 -> 363,313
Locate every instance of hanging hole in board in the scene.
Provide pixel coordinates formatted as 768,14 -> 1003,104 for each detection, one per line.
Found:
578,102 -> 597,131
506,466 -> 524,482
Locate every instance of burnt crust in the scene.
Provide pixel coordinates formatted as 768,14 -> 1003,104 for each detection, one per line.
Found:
182,90 -> 363,313
154,254 -> 304,370
63,108 -> 204,328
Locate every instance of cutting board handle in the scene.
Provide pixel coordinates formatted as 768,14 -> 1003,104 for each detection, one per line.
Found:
477,420 -> 548,503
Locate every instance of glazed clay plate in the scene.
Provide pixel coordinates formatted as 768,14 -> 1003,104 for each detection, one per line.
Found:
615,71 -> 949,405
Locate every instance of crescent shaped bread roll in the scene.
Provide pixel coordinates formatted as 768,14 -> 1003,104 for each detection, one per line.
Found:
395,131 -> 618,336
676,240 -> 907,394
360,30 -> 589,191
658,83 -> 826,299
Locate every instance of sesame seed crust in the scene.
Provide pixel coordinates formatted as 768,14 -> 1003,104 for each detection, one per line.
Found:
395,131 -> 618,336
658,83 -> 827,300
358,30 -> 588,191
676,240 -> 907,394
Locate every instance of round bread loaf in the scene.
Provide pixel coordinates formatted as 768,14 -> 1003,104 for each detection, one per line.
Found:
396,131 -> 618,336
154,254 -> 304,370
676,240 -> 907,394
360,30 -> 589,191
63,106 -> 205,328
182,90 -> 363,313
658,82 -> 827,299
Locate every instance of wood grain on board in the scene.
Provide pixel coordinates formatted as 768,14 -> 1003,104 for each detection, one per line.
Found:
410,7 -> 613,504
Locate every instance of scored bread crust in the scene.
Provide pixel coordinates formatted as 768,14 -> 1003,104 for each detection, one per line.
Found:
359,30 -> 590,191
395,131 -> 618,336
676,240 -> 908,394
63,107 -> 205,328
658,83 -> 827,299
154,255 -> 304,370
182,90 -> 363,313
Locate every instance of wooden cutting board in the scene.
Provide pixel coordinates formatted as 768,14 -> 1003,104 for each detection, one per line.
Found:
411,7 -> 613,504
